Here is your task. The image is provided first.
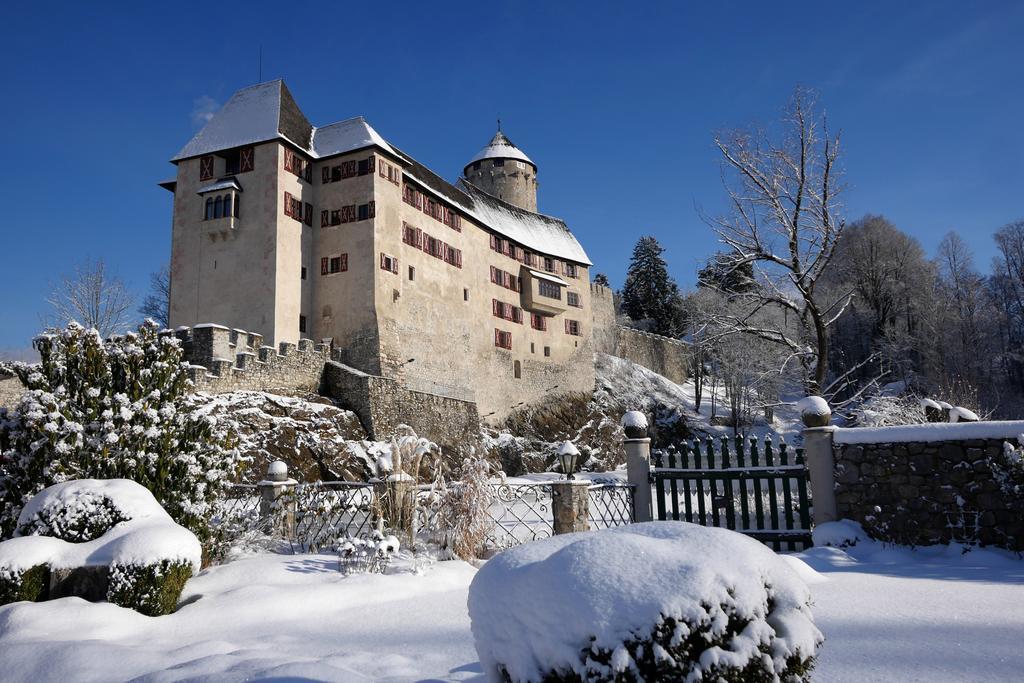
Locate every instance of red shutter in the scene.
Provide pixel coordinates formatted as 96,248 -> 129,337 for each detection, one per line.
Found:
284,191 -> 292,217
321,257 -> 329,275
321,210 -> 328,228
456,249 -> 462,268
199,155 -> 214,181
368,155 -> 376,173
565,319 -> 570,334
322,167 -> 330,184
283,149 -> 292,172
368,201 -> 376,218
341,254 -> 348,271
304,203 -> 313,226
489,234 -> 497,250
239,147 -> 254,173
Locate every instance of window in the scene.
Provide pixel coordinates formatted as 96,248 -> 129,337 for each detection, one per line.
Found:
493,159 -> 505,167
408,265 -> 415,281
299,315 -> 306,334
325,255 -> 347,274
213,196 -> 223,219
443,244 -> 463,268
205,197 -> 213,220
530,343 -> 535,353
284,148 -> 311,182
567,291 -> 582,308
283,191 -> 302,221
330,210 -> 342,226
464,288 -> 469,301
490,266 -> 519,292
199,155 -> 215,181
322,167 -> 331,184
565,319 -> 581,336
538,280 -> 562,300
544,346 -> 551,357
378,158 -> 400,185
531,313 -> 547,331
494,328 -> 512,350
357,156 -> 375,176
514,360 -> 521,379
357,201 -> 375,221
544,257 -> 554,272
301,267 -> 307,280
565,263 -> 578,278
492,299 -> 523,324
402,222 -> 423,248
380,253 -> 398,274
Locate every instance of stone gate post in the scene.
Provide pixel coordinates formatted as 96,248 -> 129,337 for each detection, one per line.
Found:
622,410 -> 653,523
798,397 -> 839,526
260,460 -> 297,539
551,481 -> 590,535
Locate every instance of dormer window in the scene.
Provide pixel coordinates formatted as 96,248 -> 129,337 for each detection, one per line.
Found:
493,159 -> 505,167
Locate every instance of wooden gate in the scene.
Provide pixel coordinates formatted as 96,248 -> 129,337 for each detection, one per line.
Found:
651,435 -> 813,550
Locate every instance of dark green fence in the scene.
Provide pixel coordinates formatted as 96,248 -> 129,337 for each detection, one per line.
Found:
651,435 -> 813,551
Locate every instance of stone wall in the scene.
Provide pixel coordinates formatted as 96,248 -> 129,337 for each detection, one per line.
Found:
589,283 -> 617,355
831,423 -> 1024,551
167,324 -> 330,395
613,327 -> 690,386
0,372 -> 25,410
322,361 -> 480,455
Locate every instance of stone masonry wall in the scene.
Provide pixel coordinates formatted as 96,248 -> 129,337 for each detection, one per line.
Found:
0,373 -> 25,410
833,432 -> 1024,551
614,327 -> 690,386
168,324 -> 330,395
322,361 -> 480,455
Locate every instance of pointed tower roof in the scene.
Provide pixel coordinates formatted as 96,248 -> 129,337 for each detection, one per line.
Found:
467,129 -> 534,166
172,80 -> 312,161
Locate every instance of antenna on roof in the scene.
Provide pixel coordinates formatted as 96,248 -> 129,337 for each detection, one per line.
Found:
258,45 -> 263,82
497,117 -> 501,132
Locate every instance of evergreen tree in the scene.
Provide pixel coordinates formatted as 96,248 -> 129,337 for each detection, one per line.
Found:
697,251 -> 757,295
593,273 -> 610,287
621,236 -> 685,336
0,321 -> 238,544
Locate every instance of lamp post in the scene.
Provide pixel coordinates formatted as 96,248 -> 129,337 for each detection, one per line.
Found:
557,441 -> 581,481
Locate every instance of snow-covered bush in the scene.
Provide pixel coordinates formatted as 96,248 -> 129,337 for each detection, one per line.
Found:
108,559 -> 193,616
0,321 -> 239,553
851,394 -> 928,427
17,490 -> 129,542
469,522 -> 822,683
338,530 -> 400,575
991,435 -> 1024,498
0,479 -> 202,615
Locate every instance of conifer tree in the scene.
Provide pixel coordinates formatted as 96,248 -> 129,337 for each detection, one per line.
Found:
697,251 -> 757,295
0,321 -> 238,543
621,236 -> 685,336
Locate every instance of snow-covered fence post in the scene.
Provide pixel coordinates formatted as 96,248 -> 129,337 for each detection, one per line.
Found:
551,480 -> 590,535
260,460 -> 297,540
622,410 -> 653,523
798,397 -> 838,526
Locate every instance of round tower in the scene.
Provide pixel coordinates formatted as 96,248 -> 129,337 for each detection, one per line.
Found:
463,128 -> 538,212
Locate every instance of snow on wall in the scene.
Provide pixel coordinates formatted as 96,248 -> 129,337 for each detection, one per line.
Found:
834,420 -> 1024,444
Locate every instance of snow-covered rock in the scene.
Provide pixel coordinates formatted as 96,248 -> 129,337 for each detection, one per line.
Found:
468,522 -> 821,682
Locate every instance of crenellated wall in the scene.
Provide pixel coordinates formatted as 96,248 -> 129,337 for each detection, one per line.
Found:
166,324 -> 330,395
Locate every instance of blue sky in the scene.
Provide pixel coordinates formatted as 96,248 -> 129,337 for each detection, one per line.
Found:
1,1 -> 1022,354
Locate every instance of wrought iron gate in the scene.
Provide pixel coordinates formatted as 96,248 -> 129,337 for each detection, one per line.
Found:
651,436 -> 813,550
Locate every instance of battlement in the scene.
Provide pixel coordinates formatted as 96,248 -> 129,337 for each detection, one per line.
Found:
616,325 -> 691,348
589,282 -> 613,298
162,324 -> 330,394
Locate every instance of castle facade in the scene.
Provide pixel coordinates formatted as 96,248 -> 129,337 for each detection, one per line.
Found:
162,80 -> 606,420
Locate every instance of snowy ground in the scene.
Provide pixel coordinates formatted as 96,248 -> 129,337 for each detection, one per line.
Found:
1,535 -> 1021,682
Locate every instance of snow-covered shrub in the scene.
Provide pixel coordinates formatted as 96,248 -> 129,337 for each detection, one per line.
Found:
434,456 -> 494,561
991,435 -> 1024,498
850,394 -> 928,427
0,479 -> 201,614
107,559 -> 193,616
337,530 -> 399,575
0,563 -> 48,604
17,490 -> 129,542
469,522 -> 822,683
0,321 -> 239,554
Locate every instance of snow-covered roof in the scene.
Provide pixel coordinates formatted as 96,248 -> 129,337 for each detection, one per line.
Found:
459,181 -> 592,265
196,177 -> 242,194
173,80 -> 312,162
312,116 -> 403,160
467,130 -> 534,166
526,268 -> 568,286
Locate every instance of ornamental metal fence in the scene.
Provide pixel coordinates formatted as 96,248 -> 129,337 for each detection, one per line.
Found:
652,436 -> 813,551
588,483 -> 636,530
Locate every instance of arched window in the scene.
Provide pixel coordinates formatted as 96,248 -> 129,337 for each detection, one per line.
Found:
213,196 -> 223,219
513,360 -> 521,379
233,193 -> 240,218
205,197 -> 213,220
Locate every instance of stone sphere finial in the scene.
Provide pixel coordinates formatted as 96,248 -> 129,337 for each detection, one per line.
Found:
621,410 -> 649,439
267,460 -> 289,482
797,396 -> 831,428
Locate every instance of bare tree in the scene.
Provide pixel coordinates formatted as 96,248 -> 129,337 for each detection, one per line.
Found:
705,87 -> 847,394
45,258 -> 135,338
139,263 -> 171,328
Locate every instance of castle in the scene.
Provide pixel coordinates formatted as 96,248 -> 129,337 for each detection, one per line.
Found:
160,80 -> 687,443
